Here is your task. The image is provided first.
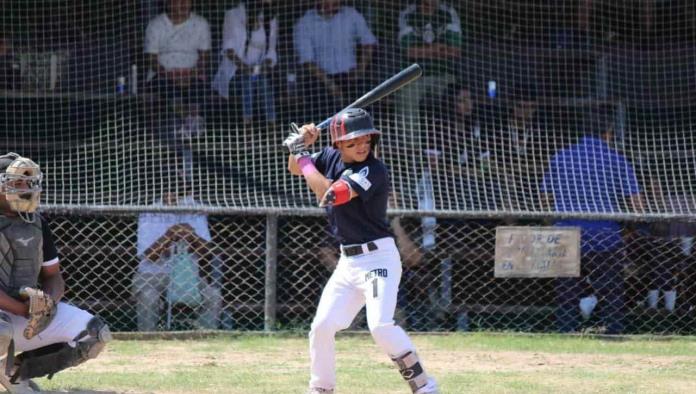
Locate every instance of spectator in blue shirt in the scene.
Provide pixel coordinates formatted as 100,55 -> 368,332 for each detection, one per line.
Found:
293,0 -> 377,119
540,107 -> 643,334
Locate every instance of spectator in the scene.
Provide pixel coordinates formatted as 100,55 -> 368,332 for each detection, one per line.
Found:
433,83 -> 488,173
416,149 -> 439,250
0,35 -> 18,90
212,1 -> 279,127
293,0 -> 377,119
396,0 -> 462,131
132,186 -> 222,331
144,0 -> 211,179
541,107 -> 643,334
634,176 -> 696,313
497,98 -> 542,211
390,191 -> 467,332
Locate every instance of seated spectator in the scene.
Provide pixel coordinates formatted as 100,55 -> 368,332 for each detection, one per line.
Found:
144,0 -> 211,179
495,97 -> 543,211
396,0 -> 462,131
293,0 -> 377,119
212,0 -> 279,127
0,35 -> 18,90
389,190 -> 464,332
432,83 -> 487,171
634,176 -> 696,313
132,186 -> 222,330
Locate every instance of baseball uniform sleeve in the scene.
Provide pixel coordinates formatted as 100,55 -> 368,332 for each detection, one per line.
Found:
39,216 -> 59,267
341,159 -> 386,202
311,147 -> 332,176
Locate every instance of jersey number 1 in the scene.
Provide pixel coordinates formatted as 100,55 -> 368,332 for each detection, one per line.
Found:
372,278 -> 378,298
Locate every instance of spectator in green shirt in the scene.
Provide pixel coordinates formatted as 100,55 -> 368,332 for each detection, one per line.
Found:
396,0 -> 462,132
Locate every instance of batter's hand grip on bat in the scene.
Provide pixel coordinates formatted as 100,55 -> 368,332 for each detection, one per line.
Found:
316,63 -> 423,131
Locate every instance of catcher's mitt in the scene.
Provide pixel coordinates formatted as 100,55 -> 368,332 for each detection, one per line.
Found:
19,287 -> 57,340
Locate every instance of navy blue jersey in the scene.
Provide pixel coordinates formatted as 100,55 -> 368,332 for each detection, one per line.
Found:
39,215 -> 59,264
312,147 -> 392,244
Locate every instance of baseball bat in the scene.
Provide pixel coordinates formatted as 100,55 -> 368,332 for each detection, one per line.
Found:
316,63 -> 423,130
289,64 -> 423,134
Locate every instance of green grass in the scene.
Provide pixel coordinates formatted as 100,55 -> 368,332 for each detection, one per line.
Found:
33,332 -> 696,394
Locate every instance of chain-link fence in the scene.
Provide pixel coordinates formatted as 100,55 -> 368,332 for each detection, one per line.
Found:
47,211 -> 696,335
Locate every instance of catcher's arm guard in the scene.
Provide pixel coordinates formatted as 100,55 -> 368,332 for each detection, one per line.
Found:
19,287 -> 57,340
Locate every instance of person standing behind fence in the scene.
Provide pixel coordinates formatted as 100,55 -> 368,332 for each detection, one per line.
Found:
212,1 -> 278,127
541,107 -> 643,334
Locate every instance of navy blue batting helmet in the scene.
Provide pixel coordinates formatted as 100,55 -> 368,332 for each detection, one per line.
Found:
329,108 -> 381,146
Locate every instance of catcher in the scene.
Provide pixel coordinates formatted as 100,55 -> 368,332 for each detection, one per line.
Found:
0,153 -> 111,393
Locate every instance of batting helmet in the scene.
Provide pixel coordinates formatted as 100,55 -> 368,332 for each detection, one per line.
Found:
0,152 -> 43,216
329,108 -> 381,146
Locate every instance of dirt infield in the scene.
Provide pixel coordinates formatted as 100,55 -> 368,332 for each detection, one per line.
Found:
33,334 -> 696,394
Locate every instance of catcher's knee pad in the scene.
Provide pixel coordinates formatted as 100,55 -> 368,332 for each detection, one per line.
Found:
11,316 -> 112,381
392,350 -> 429,393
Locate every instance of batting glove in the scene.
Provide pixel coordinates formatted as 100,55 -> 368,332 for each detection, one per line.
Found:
283,132 -> 307,155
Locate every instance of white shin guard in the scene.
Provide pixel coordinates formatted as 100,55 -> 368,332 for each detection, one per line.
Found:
392,350 -> 428,393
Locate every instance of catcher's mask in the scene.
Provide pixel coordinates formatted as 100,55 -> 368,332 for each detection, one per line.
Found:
330,108 -> 381,148
0,152 -> 43,221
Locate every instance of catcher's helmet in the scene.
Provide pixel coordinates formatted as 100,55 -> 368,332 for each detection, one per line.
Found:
330,108 -> 381,146
0,152 -> 43,218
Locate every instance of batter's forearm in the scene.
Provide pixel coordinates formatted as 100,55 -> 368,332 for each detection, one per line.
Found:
288,155 -> 302,176
304,172 -> 332,202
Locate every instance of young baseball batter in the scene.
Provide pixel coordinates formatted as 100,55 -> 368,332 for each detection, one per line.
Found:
284,108 -> 439,394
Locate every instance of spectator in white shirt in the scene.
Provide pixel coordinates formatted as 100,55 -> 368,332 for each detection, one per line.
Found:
132,187 -> 222,331
212,1 -> 278,127
294,0 -> 377,118
144,0 -> 211,179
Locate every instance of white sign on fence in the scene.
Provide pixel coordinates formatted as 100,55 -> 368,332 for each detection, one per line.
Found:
494,226 -> 581,278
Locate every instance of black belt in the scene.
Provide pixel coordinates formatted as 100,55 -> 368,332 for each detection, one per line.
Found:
342,241 -> 378,257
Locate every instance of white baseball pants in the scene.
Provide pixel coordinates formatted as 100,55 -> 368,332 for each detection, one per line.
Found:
309,237 -> 417,390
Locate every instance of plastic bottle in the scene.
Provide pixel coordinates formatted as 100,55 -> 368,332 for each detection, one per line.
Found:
116,76 -> 126,95
487,80 -> 497,99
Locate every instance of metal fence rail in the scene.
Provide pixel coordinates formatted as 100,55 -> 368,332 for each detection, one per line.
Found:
47,211 -> 696,335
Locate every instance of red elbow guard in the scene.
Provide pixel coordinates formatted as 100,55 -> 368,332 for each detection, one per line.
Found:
332,179 -> 352,206
321,179 -> 352,207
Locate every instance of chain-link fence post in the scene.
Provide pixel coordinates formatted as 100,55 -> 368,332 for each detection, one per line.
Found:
264,214 -> 278,331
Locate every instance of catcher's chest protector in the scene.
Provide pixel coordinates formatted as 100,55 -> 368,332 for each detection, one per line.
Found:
0,216 -> 43,298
